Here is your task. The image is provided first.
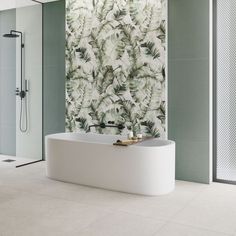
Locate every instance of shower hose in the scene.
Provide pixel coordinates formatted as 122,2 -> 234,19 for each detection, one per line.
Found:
19,96 -> 28,133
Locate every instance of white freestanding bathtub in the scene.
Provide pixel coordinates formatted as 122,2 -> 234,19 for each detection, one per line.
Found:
46,133 -> 175,196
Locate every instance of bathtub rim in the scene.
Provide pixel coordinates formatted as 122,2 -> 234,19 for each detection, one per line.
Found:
46,132 -> 175,149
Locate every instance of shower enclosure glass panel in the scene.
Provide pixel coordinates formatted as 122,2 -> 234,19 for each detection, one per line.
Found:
16,2 -> 42,160
214,0 -> 236,183
0,9 -> 16,156
0,0 -> 42,163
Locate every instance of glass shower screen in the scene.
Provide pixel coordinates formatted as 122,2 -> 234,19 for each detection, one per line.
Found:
0,0 -> 43,164
215,0 -> 236,183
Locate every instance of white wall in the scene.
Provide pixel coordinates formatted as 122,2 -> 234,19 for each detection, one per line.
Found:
16,4 -> 42,159
0,0 -> 36,11
0,0 -> 60,11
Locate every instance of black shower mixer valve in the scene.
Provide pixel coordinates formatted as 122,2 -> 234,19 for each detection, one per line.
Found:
15,88 -> 26,99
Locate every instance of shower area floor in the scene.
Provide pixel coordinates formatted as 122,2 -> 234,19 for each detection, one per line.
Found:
0,155 -> 38,169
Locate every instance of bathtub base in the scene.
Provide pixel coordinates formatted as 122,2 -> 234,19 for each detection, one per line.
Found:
46,133 -> 175,196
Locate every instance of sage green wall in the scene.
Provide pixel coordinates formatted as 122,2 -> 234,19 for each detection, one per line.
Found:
43,0 -> 65,158
168,0 -> 210,183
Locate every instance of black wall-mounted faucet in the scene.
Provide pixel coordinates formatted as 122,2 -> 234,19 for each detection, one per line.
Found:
75,118 -> 125,132
88,123 -> 125,131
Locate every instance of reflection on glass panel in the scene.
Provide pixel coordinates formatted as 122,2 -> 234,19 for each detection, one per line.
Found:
0,0 -> 42,165
216,0 -> 236,182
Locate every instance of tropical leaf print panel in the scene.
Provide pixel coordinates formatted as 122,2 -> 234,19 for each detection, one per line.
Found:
66,0 -> 167,138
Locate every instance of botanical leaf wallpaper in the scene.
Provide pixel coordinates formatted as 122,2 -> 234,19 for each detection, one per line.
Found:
66,0 -> 167,137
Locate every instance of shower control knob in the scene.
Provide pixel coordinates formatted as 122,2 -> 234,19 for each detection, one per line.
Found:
15,88 -> 20,96
19,91 -> 26,99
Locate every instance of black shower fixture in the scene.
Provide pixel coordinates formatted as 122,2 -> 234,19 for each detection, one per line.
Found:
3,33 -> 19,38
3,30 -> 28,133
3,30 -> 25,98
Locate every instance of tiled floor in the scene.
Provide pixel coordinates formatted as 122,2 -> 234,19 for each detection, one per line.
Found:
0,162 -> 236,236
0,155 -> 39,169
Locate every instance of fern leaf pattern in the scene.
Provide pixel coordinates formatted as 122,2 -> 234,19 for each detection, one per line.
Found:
66,0 -> 167,138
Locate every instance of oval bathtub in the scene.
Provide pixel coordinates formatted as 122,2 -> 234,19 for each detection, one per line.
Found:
45,133 -> 175,196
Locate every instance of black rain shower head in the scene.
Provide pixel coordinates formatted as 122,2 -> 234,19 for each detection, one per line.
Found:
3,30 -> 22,38
3,33 -> 19,38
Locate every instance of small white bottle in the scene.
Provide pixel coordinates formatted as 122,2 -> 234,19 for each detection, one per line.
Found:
128,131 -> 134,140
137,133 -> 143,139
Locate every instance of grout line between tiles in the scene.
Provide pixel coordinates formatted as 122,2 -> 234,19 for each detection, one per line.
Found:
150,220 -> 171,236
148,188 -> 210,236
0,182 -> 146,214
165,188 -> 236,235
2,164 -> 235,236
165,221 -> 234,236
167,185 -> 210,221
0,184 -> 115,212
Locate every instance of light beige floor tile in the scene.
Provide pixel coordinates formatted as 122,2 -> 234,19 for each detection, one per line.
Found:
0,191 -> 111,235
77,211 -> 166,236
171,182 -> 236,234
174,181 -> 208,192
0,186 -> 20,204
119,181 -> 207,221
0,155 -> 39,170
189,182 -> 236,209
172,203 -> 236,234
1,162 -> 236,236
0,163 -> 141,211
28,180 -> 139,210
154,222 -> 232,236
